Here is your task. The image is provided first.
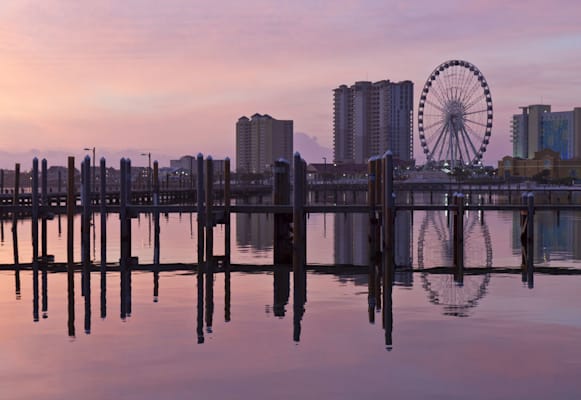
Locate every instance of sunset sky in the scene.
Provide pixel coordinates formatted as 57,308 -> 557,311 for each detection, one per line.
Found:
1,0 -> 580,168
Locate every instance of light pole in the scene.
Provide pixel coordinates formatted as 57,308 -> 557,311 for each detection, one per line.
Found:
83,147 -> 96,193
141,152 -> 151,193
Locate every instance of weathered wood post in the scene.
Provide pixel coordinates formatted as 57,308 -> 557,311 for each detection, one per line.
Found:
67,156 -> 75,336
382,151 -> 395,281
205,156 -> 214,273
526,192 -> 535,288
381,151 -> 395,345
224,157 -> 231,268
31,158 -> 39,266
12,163 -> 20,266
126,159 -> 133,266
41,159 -> 48,264
82,156 -> 91,285
293,153 -> 306,281
197,154 -> 205,269
367,156 -> 378,319
119,158 -> 128,267
273,159 -> 291,265
100,158 -> 107,271
153,160 -> 160,266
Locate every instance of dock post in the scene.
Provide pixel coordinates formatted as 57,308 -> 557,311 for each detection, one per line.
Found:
12,163 -> 20,266
153,160 -> 160,266
41,159 -> 48,264
99,159 -> 107,319
66,157 -> 75,334
526,193 -> 535,288
273,158 -> 291,265
197,154 -> 204,269
31,158 -> 39,266
119,158 -> 128,267
205,156 -> 214,276
367,156 -> 378,323
382,151 -> 395,280
100,158 -> 107,271
0,169 -> 3,193
381,151 -> 395,350
82,156 -> 91,279
293,153 -> 307,304
224,157 -> 231,268
204,156 -> 215,333
126,159 -> 132,264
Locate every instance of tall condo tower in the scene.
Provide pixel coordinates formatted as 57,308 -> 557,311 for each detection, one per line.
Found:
236,113 -> 293,173
333,80 -> 413,164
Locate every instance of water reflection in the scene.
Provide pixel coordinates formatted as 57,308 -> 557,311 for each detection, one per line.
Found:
273,265 -> 290,317
512,210 -> 581,263
236,213 -> 273,252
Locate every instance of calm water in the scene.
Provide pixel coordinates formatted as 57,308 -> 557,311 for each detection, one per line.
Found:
1,210 -> 581,399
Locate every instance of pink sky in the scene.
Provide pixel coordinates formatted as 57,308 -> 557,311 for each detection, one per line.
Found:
1,0 -> 580,168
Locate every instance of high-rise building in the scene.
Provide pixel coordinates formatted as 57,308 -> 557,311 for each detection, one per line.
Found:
511,105 -> 581,160
236,113 -> 293,174
333,80 -> 413,164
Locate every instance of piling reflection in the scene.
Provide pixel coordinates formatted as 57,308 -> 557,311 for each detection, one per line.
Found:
101,270 -> 107,319
84,268 -> 91,334
196,272 -> 204,344
33,267 -> 39,322
293,265 -> 307,343
42,264 -> 48,319
67,269 -> 75,338
273,265 -> 290,317
120,266 -> 132,320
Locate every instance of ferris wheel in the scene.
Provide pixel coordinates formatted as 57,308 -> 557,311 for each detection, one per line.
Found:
418,60 -> 493,169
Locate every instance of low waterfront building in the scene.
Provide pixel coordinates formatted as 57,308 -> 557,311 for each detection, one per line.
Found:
498,149 -> 581,180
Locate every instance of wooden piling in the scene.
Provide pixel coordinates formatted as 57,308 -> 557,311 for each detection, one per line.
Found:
12,163 -> 20,266
119,158 -> 128,266
41,159 -> 48,264
205,156 -> 214,273
368,157 -> 378,276
82,156 -> 91,280
197,154 -> 204,269
31,158 -> 39,266
381,151 -> 394,345
382,151 -> 395,283
293,153 -> 307,307
224,157 -> 231,268
273,159 -> 291,265
100,158 -> 107,270
66,157 -> 75,335
153,160 -> 160,266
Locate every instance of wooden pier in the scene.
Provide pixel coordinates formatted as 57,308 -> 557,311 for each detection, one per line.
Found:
2,152 -> 581,285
